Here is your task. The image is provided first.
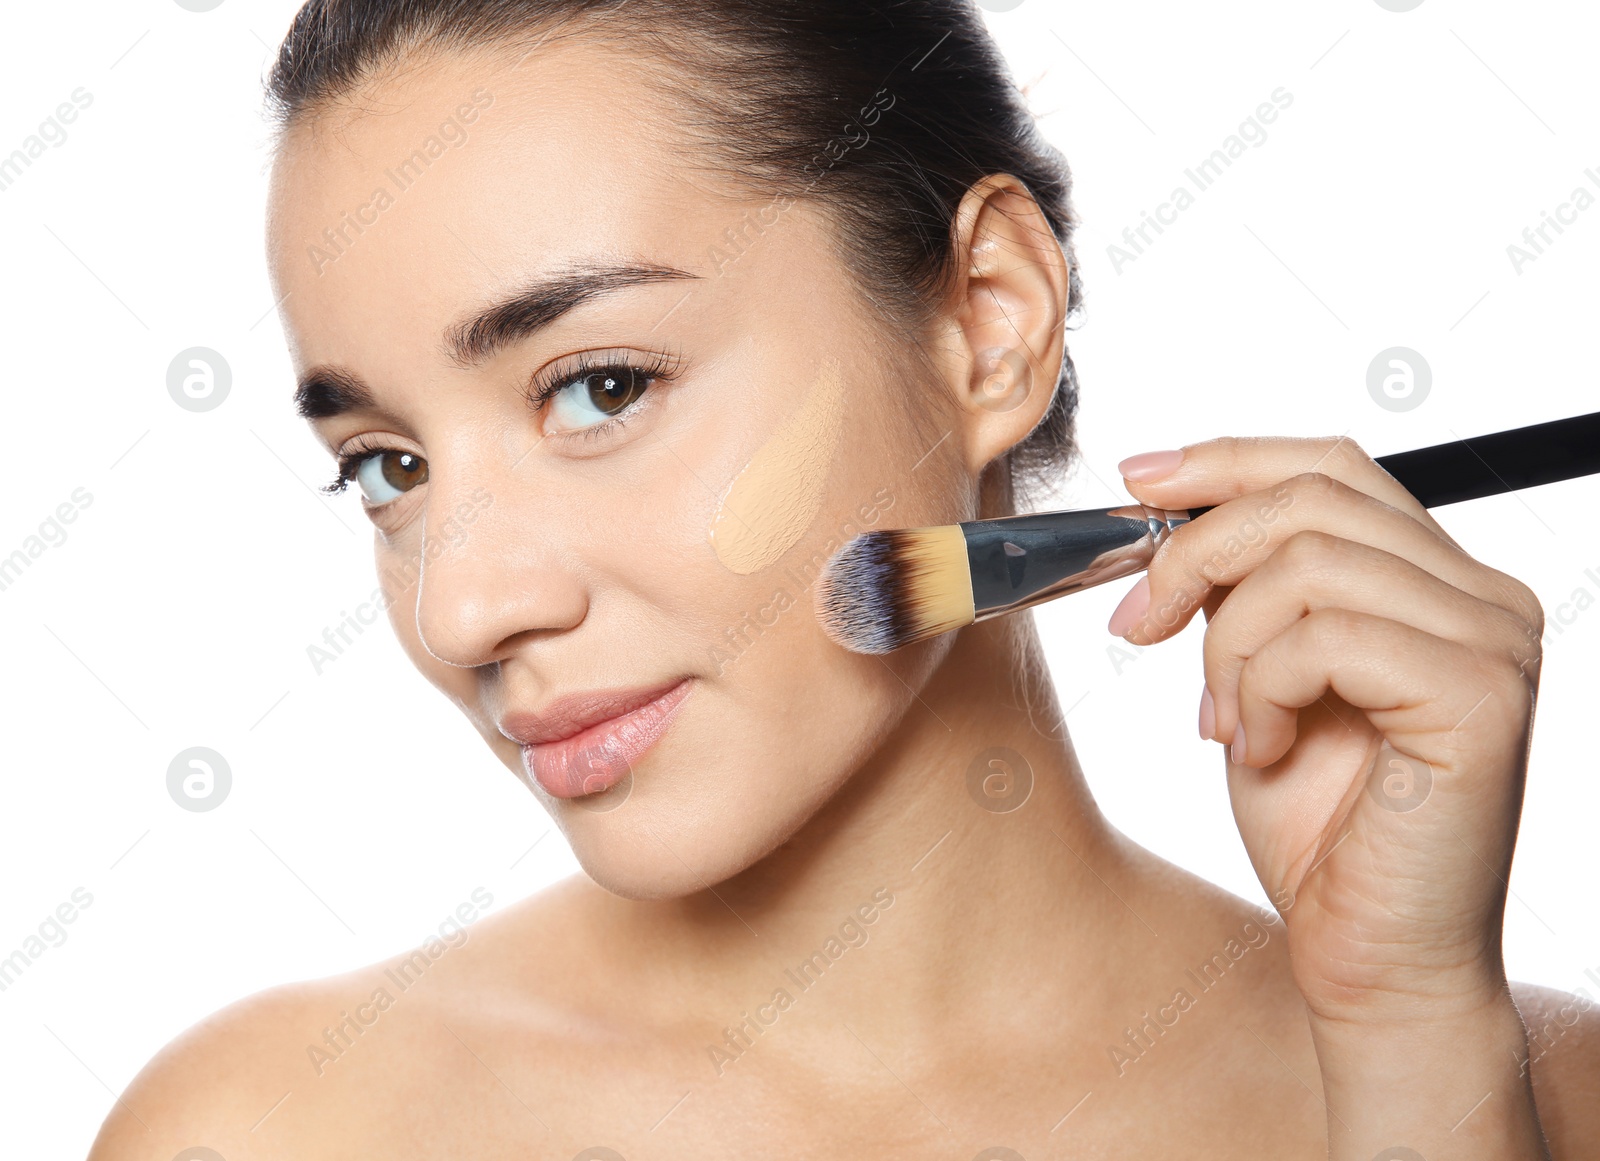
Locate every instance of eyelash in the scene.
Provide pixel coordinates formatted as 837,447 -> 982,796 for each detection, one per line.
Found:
324,432 -> 396,496
322,347 -> 684,495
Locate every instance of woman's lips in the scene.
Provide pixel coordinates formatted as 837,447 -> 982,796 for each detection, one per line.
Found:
507,679 -> 692,799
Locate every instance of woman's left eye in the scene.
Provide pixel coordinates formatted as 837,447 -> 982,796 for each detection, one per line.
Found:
545,366 -> 653,433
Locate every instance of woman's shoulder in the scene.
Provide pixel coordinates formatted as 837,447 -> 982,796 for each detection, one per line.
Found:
86,875 -> 606,1161
1509,980 -> 1600,1152
1120,846 -> 1600,1152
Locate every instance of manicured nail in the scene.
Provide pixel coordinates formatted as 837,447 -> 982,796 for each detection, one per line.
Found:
1107,576 -> 1150,637
1198,685 -> 1215,741
1117,449 -> 1184,482
1230,721 -> 1247,765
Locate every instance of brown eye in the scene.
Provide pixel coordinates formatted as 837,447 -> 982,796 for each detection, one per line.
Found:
354,450 -> 428,504
381,451 -> 427,491
584,368 -> 648,414
548,365 -> 653,432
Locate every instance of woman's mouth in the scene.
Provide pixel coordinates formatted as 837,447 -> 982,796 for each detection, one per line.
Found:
499,679 -> 693,799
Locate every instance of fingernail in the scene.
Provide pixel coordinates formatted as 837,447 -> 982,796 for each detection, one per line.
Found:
1230,721 -> 1247,765
1198,685 -> 1215,741
1107,576 -> 1150,637
1117,449 -> 1184,482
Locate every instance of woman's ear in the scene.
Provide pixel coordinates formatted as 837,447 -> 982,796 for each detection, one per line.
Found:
935,173 -> 1071,478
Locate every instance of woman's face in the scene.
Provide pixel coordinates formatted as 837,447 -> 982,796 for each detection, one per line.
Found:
266,41 -> 974,897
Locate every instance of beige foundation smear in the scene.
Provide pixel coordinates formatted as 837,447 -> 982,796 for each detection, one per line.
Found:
709,355 -> 845,574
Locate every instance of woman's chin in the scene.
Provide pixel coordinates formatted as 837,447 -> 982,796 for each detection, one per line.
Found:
562,826 -> 775,902
543,756 -> 843,901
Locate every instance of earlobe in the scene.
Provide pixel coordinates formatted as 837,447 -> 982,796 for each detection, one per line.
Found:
946,175 -> 1071,478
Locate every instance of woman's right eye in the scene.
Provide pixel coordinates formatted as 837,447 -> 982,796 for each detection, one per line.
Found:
348,450 -> 429,505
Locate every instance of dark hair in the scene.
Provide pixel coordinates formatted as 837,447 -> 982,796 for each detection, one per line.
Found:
266,0 -> 1084,502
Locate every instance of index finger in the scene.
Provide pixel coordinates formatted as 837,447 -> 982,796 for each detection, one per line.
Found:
1115,434 -> 1458,545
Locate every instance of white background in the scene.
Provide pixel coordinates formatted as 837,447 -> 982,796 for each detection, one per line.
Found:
1,1 -> 1596,1153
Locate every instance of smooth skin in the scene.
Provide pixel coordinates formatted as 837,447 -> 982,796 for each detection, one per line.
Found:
90,35 -> 1597,1161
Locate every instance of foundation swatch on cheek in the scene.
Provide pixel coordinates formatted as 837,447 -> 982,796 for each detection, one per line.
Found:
709,356 -> 845,574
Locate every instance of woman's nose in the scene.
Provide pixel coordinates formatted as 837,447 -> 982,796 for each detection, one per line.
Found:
411,483 -> 588,669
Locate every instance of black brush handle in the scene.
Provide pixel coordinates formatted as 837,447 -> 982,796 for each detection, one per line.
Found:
959,411 -> 1600,626
1187,411 -> 1600,518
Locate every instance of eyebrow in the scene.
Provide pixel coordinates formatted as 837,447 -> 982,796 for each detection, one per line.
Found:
293,260 -> 701,420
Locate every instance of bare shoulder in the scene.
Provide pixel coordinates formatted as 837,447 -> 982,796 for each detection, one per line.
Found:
87,877 -> 601,1161
85,969 -> 363,1160
1511,980 -> 1600,1156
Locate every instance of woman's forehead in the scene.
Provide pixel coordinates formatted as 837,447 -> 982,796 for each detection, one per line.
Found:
263,43 -> 767,364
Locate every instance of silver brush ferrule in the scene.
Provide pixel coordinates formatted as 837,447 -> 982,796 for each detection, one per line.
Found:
962,505 -> 1193,622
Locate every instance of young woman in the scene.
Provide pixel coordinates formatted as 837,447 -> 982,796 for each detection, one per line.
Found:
91,1 -> 1597,1157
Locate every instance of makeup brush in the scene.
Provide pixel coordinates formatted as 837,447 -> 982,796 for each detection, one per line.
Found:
815,411 -> 1600,655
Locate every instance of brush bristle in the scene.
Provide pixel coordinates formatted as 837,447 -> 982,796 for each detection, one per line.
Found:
813,525 -> 976,654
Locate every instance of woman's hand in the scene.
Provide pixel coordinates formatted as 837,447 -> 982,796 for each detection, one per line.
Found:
1110,435 -> 1550,1158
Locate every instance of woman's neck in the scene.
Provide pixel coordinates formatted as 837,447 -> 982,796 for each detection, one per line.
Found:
605,614 -> 1172,1050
